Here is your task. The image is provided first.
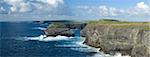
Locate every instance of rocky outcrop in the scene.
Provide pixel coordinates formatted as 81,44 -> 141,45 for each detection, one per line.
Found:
45,28 -> 74,36
83,24 -> 150,57
45,23 -> 86,37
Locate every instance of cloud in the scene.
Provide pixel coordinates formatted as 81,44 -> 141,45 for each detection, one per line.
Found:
0,6 -> 8,14
1,0 -> 64,13
0,1 -> 149,21
98,6 -> 125,16
0,0 -> 74,21
127,2 -> 150,17
0,6 -> 5,12
76,5 -> 125,17
4,0 -> 30,12
45,0 -> 64,7
76,2 -> 150,19
136,2 -> 149,10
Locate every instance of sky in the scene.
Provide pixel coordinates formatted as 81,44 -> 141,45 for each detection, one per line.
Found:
0,0 -> 150,21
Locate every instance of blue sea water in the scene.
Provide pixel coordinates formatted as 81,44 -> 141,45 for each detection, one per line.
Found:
0,22 -> 129,57
0,22 -> 101,57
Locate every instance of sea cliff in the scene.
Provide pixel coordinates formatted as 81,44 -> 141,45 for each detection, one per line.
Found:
82,20 -> 150,57
44,22 -> 86,37
45,19 -> 150,57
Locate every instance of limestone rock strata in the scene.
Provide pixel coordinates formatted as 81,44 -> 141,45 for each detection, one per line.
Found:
83,24 -> 150,57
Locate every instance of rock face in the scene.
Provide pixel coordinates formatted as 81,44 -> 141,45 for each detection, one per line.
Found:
83,24 -> 150,57
45,28 -> 74,36
45,23 -> 86,37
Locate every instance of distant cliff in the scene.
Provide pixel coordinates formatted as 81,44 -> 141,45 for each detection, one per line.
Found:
44,19 -> 150,57
44,22 -> 86,37
82,20 -> 150,57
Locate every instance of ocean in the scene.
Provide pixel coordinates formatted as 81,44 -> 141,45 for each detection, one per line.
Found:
0,22 -> 130,57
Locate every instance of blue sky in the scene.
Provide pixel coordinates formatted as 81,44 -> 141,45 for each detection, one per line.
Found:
65,0 -> 143,8
0,0 -> 150,21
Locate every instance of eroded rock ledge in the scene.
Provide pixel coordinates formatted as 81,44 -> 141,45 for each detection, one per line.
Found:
45,20 -> 150,57
44,22 -> 86,37
82,20 -> 150,57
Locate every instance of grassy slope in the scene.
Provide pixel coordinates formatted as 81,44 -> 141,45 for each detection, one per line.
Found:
87,19 -> 150,30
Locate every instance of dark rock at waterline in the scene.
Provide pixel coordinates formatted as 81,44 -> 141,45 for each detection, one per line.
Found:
44,28 -> 75,37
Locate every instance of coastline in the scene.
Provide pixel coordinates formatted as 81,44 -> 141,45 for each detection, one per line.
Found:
45,19 -> 150,57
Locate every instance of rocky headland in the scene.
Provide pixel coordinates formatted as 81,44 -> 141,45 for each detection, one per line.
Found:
45,19 -> 150,57
44,21 -> 86,37
82,19 -> 150,57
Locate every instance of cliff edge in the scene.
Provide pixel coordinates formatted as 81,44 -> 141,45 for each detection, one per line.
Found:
83,20 -> 150,57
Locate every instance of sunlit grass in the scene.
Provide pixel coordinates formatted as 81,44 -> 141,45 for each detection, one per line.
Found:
88,19 -> 150,30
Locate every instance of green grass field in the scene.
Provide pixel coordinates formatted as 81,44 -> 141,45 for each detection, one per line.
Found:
88,19 -> 150,30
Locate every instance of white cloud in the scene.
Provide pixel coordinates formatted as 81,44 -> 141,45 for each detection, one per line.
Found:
34,0 -> 64,7
137,2 -> 150,14
0,0 -> 74,21
136,2 -> 149,10
76,2 -> 150,19
98,6 -> 109,16
0,7 -> 5,11
0,6 -> 6,14
109,7 -> 124,16
4,0 -> 31,12
127,2 -> 150,17
76,5 -> 125,17
19,3 -> 31,12
1,1 -> 149,21
3,0 -> 64,13
46,0 -> 64,7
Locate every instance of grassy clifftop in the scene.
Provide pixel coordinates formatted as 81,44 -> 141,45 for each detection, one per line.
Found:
87,19 -> 150,30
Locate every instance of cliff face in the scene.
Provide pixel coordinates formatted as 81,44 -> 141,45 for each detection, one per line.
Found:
83,24 -> 150,57
45,28 -> 74,36
45,23 -> 86,37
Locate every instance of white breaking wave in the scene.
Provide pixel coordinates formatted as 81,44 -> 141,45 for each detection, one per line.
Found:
32,27 -> 46,30
25,35 -> 73,41
23,35 -> 130,57
54,37 -> 130,57
90,52 -> 131,57
55,37 -> 101,53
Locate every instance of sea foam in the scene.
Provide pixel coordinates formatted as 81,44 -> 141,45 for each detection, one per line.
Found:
24,35 -> 131,57
90,52 -> 131,57
25,35 -> 73,41
32,27 -> 46,30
